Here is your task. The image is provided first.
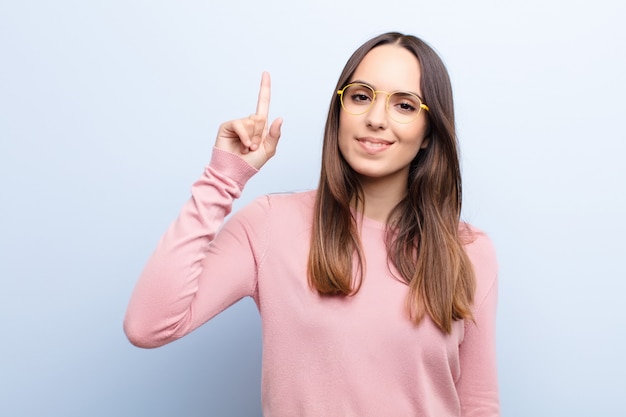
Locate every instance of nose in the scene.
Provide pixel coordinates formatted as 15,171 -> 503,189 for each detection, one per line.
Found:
365,94 -> 388,129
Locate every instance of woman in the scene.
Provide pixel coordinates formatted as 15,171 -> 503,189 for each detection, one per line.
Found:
124,32 -> 499,416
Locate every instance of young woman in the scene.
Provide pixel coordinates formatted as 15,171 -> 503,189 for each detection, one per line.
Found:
124,32 -> 500,416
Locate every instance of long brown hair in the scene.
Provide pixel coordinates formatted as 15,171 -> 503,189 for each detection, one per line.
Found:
307,32 -> 476,333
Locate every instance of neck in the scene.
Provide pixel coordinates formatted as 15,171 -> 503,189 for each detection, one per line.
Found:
355,172 -> 408,223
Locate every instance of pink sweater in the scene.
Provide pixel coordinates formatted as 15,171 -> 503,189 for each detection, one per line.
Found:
124,149 -> 500,417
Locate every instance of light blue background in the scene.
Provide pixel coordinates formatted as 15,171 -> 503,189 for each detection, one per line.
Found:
1,1 -> 625,416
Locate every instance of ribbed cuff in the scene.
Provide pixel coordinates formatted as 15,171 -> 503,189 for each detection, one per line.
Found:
208,148 -> 259,187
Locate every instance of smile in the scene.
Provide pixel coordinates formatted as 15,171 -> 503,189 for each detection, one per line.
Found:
357,137 -> 393,153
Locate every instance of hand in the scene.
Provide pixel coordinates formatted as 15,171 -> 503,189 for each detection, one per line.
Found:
214,72 -> 283,170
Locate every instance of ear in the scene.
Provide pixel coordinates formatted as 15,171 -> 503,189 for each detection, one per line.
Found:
419,135 -> 430,149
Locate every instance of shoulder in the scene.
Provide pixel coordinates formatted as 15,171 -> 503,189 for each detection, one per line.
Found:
460,223 -> 498,309
265,189 -> 317,211
236,189 -> 317,226
460,223 -> 497,275
219,190 -> 317,259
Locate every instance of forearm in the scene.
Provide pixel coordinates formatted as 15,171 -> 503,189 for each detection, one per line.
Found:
123,149 -> 258,348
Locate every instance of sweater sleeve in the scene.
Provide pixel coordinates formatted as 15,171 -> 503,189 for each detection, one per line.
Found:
123,148 -> 266,348
456,232 -> 500,416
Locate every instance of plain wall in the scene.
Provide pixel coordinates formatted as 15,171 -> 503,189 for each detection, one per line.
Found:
1,1 -> 625,416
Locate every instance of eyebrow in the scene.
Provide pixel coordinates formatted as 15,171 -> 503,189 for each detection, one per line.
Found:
349,79 -> 424,100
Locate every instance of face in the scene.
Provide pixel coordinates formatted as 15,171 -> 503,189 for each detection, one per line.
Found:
338,44 -> 429,187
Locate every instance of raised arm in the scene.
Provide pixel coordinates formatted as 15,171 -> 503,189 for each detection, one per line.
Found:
124,73 -> 282,348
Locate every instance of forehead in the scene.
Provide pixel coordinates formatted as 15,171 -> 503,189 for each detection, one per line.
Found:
351,44 -> 422,93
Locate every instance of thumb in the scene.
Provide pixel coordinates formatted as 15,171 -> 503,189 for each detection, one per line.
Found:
264,117 -> 283,155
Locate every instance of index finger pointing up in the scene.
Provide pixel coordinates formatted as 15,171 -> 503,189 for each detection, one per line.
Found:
255,71 -> 271,118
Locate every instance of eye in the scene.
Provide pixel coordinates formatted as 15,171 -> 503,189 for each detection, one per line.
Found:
346,85 -> 373,105
398,101 -> 417,112
351,93 -> 371,104
389,92 -> 420,114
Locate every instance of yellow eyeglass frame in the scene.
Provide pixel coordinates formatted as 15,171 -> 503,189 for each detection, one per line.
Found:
337,83 -> 429,124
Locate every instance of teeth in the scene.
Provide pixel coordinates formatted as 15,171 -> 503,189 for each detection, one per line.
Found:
364,141 -> 386,147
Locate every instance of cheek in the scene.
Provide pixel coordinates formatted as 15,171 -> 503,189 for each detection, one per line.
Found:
337,114 -> 353,152
401,123 -> 429,150
396,129 -> 423,148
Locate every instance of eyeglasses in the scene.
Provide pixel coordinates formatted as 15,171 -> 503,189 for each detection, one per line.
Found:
337,83 -> 429,124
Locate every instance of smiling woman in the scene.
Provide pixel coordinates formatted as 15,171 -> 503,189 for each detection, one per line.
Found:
336,45 -> 430,206
124,32 -> 499,417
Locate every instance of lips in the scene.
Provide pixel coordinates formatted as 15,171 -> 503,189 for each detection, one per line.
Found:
357,137 -> 393,153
